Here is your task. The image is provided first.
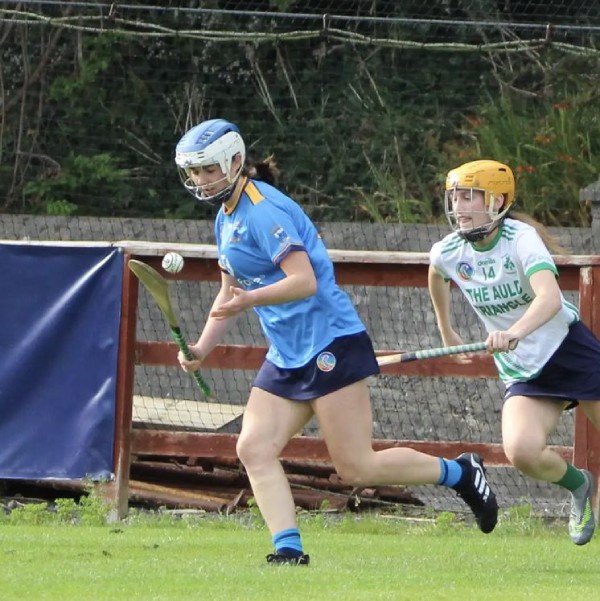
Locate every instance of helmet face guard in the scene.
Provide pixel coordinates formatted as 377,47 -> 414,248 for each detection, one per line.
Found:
445,187 -> 505,242
444,160 -> 515,242
175,119 -> 246,206
178,169 -> 238,207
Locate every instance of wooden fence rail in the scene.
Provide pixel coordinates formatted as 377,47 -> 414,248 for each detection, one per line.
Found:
106,243 -> 600,519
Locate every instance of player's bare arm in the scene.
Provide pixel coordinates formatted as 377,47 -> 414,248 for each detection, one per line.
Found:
428,264 -> 464,346
211,251 -> 317,321
179,272 -> 239,372
251,250 -> 317,305
486,269 -> 562,353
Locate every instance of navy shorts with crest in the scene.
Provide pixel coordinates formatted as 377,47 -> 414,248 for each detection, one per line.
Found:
253,330 -> 380,401
505,320 -> 600,408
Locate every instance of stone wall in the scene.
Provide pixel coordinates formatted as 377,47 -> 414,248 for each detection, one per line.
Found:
1,214 -> 597,253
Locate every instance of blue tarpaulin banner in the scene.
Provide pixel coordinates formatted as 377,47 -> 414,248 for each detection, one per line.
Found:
0,244 -> 123,479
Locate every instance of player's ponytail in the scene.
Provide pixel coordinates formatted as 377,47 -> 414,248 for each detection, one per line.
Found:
244,155 -> 280,186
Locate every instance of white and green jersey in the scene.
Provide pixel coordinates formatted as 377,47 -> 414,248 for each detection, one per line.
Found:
430,218 -> 579,385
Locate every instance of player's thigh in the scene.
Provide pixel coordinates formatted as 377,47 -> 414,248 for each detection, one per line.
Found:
579,400 -> 600,430
311,379 -> 374,463
502,395 -> 566,449
239,386 -> 313,455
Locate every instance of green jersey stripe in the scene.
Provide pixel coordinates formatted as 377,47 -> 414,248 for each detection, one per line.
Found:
494,352 -> 538,382
564,301 -> 580,322
525,262 -> 558,278
441,241 -> 466,254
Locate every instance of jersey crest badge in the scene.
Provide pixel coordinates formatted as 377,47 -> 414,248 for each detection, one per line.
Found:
456,261 -> 474,281
316,352 -> 336,372
502,254 -> 517,273
272,224 -> 291,246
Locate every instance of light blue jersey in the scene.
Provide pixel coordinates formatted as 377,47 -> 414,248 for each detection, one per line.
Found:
215,177 -> 365,368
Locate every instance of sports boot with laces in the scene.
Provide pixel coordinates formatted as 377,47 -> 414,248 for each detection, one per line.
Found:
569,469 -> 596,546
266,553 -> 310,566
452,452 -> 498,534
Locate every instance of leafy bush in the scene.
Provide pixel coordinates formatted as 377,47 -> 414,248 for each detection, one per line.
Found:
438,48 -> 600,226
454,96 -> 598,226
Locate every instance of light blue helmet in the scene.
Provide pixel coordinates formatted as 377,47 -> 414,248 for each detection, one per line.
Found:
175,119 -> 246,206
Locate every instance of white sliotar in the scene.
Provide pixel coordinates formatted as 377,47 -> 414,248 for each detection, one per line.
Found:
162,252 -> 184,274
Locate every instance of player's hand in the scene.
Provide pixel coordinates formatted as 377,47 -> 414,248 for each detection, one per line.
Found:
443,332 -> 472,364
485,331 -> 519,353
210,286 -> 253,320
178,345 -> 204,373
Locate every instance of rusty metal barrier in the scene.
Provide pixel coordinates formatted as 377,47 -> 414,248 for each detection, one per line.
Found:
105,243 -> 600,519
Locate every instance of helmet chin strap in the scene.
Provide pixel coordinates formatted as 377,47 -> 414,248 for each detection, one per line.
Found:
454,193 -> 508,243
182,162 -> 244,206
199,183 -> 237,206
457,220 -> 501,242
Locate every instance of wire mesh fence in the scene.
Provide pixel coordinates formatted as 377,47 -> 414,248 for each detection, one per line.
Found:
1,213 -> 594,515
131,260 -> 577,516
2,0 -> 600,516
2,1 -> 600,222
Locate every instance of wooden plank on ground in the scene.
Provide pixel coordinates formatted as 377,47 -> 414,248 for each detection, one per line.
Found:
132,395 -> 243,430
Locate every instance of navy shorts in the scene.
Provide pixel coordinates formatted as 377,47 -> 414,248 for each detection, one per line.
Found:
505,321 -> 600,408
253,330 -> 380,401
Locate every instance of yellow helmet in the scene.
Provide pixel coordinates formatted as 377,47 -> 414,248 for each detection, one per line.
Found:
444,160 -> 515,241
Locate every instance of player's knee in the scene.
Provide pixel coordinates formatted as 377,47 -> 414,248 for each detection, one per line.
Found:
503,440 -> 540,472
236,435 -> 275,471
333,461 -> 372,487
236,435 -> 262,469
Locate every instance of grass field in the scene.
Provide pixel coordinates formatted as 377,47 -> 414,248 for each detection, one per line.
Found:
0,508 -> 598,601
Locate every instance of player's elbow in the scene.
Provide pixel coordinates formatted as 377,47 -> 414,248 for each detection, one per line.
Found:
297,272 -> 317,298
543,290 -> 562,318
305,273 -> 317,297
